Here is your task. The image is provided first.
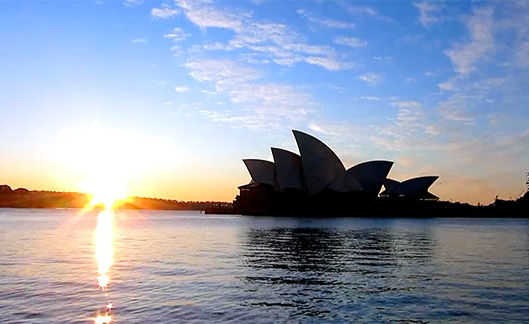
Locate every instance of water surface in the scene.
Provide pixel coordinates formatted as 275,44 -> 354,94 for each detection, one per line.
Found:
0,208 -> 528,323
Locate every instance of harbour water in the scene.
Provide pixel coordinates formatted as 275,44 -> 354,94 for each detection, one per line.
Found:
0,208 -> 528,323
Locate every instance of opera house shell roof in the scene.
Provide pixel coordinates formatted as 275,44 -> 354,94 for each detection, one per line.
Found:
271,148 -> 304,193
241,130 -> 438,199
381,176 -> 439,200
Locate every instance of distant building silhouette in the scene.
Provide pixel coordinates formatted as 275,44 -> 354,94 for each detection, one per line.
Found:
380,176 -> 439,200
234,130 -> 438,215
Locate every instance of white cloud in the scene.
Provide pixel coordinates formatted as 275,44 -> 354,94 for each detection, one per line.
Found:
203,42 -> 232,51
304,120 -> 364,150
444,7 -> 495,75
425,125 -> 439,135
334,36 -> 367,48
308,122 -> 327,134
413,2 -> 442,27
372,105 -> 436,153
344,5 -> 393,22
164,28 -> 187,42
360,96 -> 380,101
346,5 -> 379,17
151,7 -> 180,19
438,77 -> 458,91
229,22 -> 296,47
198,109 -> 274,131
176,0 -> 246,32
201,89 -> 217,96
132,38 -> 147,43
124,0 -> 143,7
358,73 -> 382,86
174,86 -> 190,93
283,43 -> 335,56
437,93 -> 475,122
297,9 -> 355,29
390,101 -> 422,109
184,59 -> 260,83
185,59 -> 315,130
304,56 -> 343,71
175,1 -> 351,71
239,53 -> 270,65
396,107 -> 424,122
373,56 -> 393,62
438,107 -> 474,122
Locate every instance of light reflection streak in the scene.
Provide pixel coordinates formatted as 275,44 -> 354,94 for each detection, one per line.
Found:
93,314 -> 112,324
93,207 -> 114,324
83,176 -> 129,323
96,209 -> 113,289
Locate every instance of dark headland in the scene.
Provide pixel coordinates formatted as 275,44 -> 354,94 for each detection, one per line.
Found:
0,184 -> 230,211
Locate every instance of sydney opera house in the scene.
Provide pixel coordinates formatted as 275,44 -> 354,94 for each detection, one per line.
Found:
234,130 -> 439,215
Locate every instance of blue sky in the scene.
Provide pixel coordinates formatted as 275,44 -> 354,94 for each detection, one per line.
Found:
0,0 -> 528,204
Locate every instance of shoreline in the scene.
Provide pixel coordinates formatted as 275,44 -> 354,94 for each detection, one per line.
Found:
0,184 -> 231,211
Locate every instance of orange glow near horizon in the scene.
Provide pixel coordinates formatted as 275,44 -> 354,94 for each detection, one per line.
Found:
81,175 -> 129,210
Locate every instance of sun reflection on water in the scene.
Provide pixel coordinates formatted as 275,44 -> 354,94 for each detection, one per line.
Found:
93,314 -> 112,324
95,210 -> 113,290
93,207 -> 115,324
85,177 -> 129,324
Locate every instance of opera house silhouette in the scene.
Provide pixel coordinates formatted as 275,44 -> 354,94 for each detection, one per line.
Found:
234,130 -> 439,216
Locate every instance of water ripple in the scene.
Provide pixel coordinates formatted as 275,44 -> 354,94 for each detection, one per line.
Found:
0,210 -> 528,323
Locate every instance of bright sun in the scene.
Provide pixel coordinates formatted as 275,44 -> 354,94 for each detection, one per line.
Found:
81,175 -> 128,210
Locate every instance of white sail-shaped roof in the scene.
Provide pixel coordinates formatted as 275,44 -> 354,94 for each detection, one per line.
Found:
326,172 -> 351,193
381,176 -> 438,198
293,130 -> 345,195
346,160 -> 393,195
243,159 -> 276,187
382,179 -> 400,194
271,148 -> 304,193
399,176 -> 438,197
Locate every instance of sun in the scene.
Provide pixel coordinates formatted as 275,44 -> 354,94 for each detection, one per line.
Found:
81,175 -> 128,210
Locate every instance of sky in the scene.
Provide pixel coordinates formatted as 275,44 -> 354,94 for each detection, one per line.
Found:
0,0 -> 528,204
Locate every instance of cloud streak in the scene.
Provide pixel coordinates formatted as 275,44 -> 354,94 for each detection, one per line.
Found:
444,7 -> 495,75
343,4 -> 393,22
358,73 -> 382,86
174,0 -> 352,71
334,36 -> 367,48
174,86 -> 190,93
297,9 -> 355,29
164,28 -> 187,42
413,2 -> 442,27
151,7 -> 180,19
185,59 -> 316,131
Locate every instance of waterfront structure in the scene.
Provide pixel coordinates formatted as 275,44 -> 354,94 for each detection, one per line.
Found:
234,130 -> 439,215
243,159 -> 276,187
380,177 -> 439,200
293,130 -> 347,195
271,148 -> 304,193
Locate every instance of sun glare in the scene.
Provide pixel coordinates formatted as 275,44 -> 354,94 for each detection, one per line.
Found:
81,175 -> 128,210
94,314 -> 112,324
